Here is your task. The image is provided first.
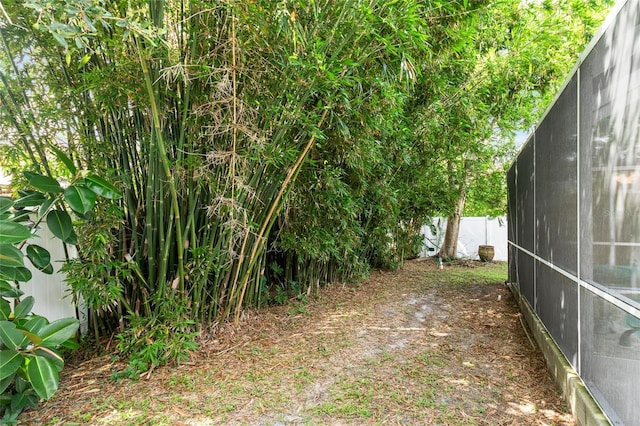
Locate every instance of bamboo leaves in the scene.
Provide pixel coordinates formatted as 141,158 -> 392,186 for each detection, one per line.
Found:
20,0 -> 433,329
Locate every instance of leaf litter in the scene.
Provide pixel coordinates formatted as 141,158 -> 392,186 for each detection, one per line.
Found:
25,258 -> 573,425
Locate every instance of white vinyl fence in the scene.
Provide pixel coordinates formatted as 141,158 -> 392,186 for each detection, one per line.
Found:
420,216 -> 508,261
19,224 -> 87,327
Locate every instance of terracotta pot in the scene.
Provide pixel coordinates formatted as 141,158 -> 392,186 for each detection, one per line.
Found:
478,245 -> 495,262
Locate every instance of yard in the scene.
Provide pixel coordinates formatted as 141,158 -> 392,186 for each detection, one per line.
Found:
26,259 -> 572,425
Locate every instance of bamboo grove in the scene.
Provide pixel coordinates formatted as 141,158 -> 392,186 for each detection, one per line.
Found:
0,0 -> 612,362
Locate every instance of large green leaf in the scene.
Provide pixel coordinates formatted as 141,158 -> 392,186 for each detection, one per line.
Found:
41,263 -> 54,274
11,390 -> 40,413
27,355 -> 59,400
64,185 -> 96,214
23,316 -> 47,335
0,220 -> 31,244
40,318 -> 79,347
0,281 -> 23,299
85,174 -> 122,199
16,266 -> 32,281
23,172 -> 63,194
34,347 -> 64,372
46,210 -> 72,241
0,197 -> 13,215
60,338 -> 79,350
0,373 -> 14,394
0,349 -> 22,380
0,244 -> 24,268
13,296 -> 35,320
26,244 -> 51,271
0,297 -> 11,320
10,209 -> 32,222
63,230 -> 77,245
38,197 -> 55,217
0,266 -> 32,282
21,329 -> 43,346
14,191 -> 46,208
50,145 -> 77,175
14,375 -> 29,393
20,316 -> 46,346
0,321 -> 29,349
11,392 -> 40,414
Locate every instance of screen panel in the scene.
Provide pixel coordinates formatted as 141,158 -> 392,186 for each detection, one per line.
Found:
581,289 -> 640,426
517,141 -> 535,253
534,77 -> 578,274
579,0 -> 640,303
508,244 -> 518,287
535,262 -> 578,367
517,251 -> 535,308
507,164 -> 517,246
509,2 -> 640,423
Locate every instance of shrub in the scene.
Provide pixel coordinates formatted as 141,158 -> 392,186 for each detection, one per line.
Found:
0,169 -> 120,423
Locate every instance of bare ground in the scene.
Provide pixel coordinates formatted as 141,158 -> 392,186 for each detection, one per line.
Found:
24,258 -> 573,425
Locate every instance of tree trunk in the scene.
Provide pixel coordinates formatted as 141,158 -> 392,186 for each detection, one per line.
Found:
438,190 -> 467,259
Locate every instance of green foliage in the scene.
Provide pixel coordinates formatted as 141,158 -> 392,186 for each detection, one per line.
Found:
114,298 -> 198,380
0,0 -> 614,370
405,0 -> 613,255
0,172 -> 119,422
3,0 -> 433,327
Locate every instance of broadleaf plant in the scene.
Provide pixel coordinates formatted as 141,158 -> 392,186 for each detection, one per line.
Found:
0,173 -> 120,423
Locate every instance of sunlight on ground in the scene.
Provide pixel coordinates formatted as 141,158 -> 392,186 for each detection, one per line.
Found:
507,400 -> 537,415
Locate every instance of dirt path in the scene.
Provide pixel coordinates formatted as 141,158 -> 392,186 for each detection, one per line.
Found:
27,259 -> 572,425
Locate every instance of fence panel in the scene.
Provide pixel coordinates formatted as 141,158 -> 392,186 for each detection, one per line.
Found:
421,217 -> 508,261
508,1 -> 640,423
18,224 -> 86,327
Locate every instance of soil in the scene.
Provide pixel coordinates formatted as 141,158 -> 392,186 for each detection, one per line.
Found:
24,258 -> 573,425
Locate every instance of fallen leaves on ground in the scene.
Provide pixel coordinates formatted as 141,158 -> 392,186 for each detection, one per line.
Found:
25,259 -> 573,425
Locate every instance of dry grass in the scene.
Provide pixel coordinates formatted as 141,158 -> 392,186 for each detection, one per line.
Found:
24,259 -> 572,425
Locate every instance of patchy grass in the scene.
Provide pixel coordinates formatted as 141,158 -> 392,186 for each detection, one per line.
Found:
27,259 -> 573,426
437,260 -> 508,285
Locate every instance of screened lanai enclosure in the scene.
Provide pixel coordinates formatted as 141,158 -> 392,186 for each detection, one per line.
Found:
507,0 -> 640,424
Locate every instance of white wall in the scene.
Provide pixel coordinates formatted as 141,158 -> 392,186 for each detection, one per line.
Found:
18,224 -> 87,327
420,216 -> 508,261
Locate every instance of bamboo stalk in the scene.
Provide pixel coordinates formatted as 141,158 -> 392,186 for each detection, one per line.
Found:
137,38 -> 186,294
232,107 -> 329,323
